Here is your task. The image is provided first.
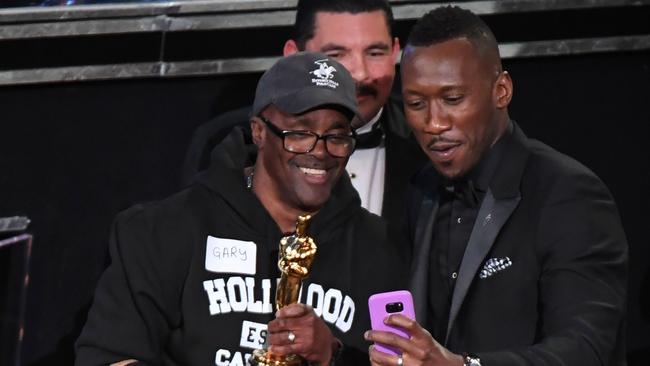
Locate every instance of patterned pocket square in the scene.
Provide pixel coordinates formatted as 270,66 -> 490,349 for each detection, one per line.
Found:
479,257 -> 512,279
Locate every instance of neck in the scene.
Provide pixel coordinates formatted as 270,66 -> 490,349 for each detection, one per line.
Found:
357,108 -> 384,131
490,114 -> 510,147
250,166 -> 310,234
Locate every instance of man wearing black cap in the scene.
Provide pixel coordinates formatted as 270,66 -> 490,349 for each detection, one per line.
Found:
75,52 -> 404,366
181,0 -> 427,242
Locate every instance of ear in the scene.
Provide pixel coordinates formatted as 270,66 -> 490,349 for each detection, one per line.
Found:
283,39 -> 299,56
494,71 -> 513,109
391,37 -> 401,63
251,118 -> 265,147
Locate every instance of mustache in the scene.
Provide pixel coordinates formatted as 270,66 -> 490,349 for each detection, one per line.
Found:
426,136 -> 460,149
356,83 -> 377,97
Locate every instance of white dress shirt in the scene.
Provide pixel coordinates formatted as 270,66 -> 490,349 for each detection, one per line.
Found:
346,109 -> 385,216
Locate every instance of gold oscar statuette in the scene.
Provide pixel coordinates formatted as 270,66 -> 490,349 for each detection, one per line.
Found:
249,214 -> 317,366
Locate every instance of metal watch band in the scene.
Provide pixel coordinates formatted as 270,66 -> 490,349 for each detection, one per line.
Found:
463,353 -> 482,366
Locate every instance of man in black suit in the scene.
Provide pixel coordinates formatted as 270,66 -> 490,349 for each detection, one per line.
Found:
365,6 -> 628,366
182,0 -> 426,232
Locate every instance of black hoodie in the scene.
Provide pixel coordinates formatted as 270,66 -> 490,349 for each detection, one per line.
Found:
76,128 -> 407,366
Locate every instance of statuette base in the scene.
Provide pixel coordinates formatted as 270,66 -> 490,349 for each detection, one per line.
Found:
249,349 -> 301,366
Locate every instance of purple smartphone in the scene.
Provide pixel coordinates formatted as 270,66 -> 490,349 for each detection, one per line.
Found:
368,290 -> 416,355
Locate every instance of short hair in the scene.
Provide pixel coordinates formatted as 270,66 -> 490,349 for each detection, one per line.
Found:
406,6 -> 500,59
293,0 -> 394,50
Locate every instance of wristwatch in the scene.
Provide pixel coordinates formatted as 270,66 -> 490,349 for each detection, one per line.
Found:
463,353 -> 481,366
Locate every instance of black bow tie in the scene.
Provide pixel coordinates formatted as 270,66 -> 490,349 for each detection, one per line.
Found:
355,123 -> 384,149
441,179 -> 479,206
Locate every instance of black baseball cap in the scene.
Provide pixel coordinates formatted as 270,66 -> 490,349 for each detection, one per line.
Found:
251,52 -> 360,121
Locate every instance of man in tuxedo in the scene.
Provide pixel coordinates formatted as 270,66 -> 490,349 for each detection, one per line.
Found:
182,0 -> 426,230
364,6 -> 628,366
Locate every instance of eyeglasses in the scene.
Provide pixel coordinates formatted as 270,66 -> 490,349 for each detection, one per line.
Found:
258,115 -> 357,158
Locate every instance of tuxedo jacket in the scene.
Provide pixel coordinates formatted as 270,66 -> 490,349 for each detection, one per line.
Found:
181,96 -> 426,236
407,122 -> 628,366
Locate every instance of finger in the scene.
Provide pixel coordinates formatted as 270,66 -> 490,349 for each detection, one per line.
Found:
267,313 -> 313,333
267,330 -> 297,347
367,321 -> 442,361
368,345 -> 401,366
364,330 -> 411,355
267,316 -> 290,333
268,343 -> 297,356
383,314 -> 420,332
269,304 -> 319,333
275,303 -> 311,318
268,336 -> 308,357
384,314 -> 434,344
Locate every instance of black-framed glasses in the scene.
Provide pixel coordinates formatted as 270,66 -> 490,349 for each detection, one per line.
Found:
258,115 -> 357,158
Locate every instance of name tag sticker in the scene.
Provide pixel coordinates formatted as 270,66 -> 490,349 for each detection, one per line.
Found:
205,236 -> 257,275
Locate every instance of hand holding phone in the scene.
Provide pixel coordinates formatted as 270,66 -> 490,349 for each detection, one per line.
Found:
368,290 -> 415,355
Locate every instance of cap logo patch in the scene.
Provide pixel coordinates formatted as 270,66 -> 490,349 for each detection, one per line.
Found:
310,59 -> 339,89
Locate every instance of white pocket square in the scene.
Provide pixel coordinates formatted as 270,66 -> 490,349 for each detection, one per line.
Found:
479,257 -> 512,279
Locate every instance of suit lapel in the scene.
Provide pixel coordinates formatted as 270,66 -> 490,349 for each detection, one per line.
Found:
409,196 -> 438,325
444,121 -> 530,345
444,191 -> 520,344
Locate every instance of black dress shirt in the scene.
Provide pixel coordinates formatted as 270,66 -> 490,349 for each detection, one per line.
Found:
427,123 -> 513,341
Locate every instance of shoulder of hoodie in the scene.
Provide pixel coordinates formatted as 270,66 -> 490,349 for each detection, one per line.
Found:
342,207 -> 395,250
349,206 -> 386,232
105,187 -> 217,301
342,207 -> 407,274
113,184 -> 216,241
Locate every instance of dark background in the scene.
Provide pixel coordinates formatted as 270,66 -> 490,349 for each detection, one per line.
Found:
1,4 -> 649,365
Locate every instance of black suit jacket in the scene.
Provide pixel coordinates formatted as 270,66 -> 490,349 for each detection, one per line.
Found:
407,122 -> 628,366
181,97 -> 426,236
